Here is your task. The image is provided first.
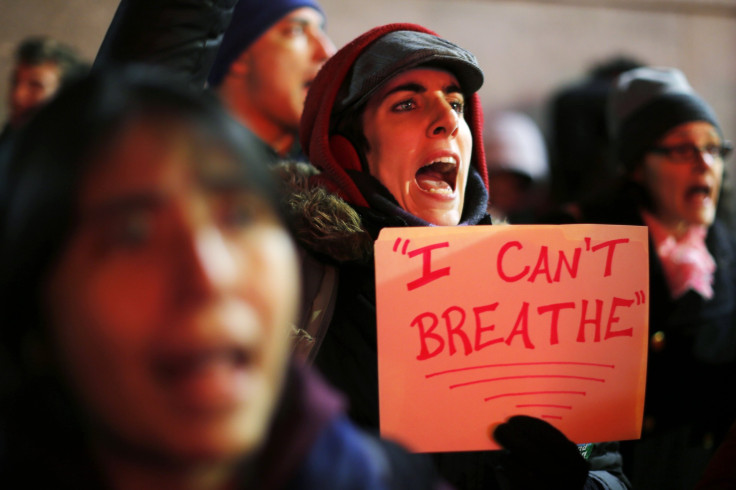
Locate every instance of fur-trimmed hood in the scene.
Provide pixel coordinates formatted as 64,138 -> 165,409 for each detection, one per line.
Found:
272,161 -> 375,263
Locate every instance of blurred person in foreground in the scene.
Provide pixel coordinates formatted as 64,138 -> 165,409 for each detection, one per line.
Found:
279,22 -> 630,490
550,66 -> 736,490
95,0 -> 335,163
0,65 -> 442,489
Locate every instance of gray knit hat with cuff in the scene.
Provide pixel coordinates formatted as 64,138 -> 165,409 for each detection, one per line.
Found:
333,30 -> 483,118
607,66 -> 722,172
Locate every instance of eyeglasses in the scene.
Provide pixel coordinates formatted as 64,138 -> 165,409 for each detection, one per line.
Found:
649,141 -> 733,163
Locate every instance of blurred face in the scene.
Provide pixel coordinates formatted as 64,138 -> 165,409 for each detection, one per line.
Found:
45,119 -> 300,465
227,7 -> 335,135
8,61 -> 61,128
361,68 -> 473,226
637,121 -> 725,232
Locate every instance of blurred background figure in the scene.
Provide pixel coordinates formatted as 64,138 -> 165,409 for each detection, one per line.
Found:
549,66 -> 736,490
545,55 -> 646,211
1,36 -> 88,160
4,36 -> 88,131
483,110 -> 550,223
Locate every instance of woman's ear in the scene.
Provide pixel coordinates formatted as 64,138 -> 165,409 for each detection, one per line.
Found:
329,134 -> 363,172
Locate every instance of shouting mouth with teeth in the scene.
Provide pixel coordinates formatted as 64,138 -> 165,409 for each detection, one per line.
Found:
416,157 -> 459,196
359,68 -> 474,226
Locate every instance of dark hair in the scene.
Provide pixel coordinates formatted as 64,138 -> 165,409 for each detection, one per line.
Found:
14,36 -> 90,86
0,64 -> 281,379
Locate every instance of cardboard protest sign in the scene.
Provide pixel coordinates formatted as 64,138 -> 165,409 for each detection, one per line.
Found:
375,224 -> 648,453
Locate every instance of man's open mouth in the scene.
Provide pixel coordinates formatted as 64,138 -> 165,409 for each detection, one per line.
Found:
416,157 -> 458,195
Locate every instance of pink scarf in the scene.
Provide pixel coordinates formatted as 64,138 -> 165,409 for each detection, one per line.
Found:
642,211 -> 715,300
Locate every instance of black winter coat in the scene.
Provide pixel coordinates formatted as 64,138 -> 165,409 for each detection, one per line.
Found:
557,188 -> 736,489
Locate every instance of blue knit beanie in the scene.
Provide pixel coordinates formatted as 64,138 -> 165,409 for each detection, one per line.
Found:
208,0 -> 325,87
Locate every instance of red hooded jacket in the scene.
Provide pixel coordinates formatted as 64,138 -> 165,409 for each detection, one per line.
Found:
299,23 -> 489,209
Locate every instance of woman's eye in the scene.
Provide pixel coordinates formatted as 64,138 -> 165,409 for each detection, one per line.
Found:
449,100 -> 465,114
284,23 -> 306,37
392,99 -> 416,112
101,212 -> 154,251
704,144 -> 721,157
222,202 -> 256,228
671,145 -> 692,159
219,195 -> 276,230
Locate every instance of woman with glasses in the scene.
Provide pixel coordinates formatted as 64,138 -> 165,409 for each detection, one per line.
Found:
553,66 -> 736,489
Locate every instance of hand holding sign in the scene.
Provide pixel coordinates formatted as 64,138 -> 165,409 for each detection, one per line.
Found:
493,415 -> 589,489
375,224 -> 648,452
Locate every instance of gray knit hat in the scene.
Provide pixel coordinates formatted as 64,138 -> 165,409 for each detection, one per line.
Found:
607,67 -> 722,171
333,30 -> 483,118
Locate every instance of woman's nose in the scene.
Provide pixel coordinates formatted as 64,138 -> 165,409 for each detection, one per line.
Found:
692,148 -> 719,171
428,98 -> 460,138
177,226 -> 239,303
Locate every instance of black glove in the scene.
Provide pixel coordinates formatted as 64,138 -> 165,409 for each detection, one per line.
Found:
492,415 -> 590,490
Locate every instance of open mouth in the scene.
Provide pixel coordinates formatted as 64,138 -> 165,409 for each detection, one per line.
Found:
416,157 -> 458,196
152,345 -> 257,411
686,184 -> 713,201
154,347 -> 252,382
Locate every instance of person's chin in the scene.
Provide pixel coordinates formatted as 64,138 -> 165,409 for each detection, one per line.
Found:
161,406 -> 272,464
685,201 -> 716,226
405,185 -> 465,224
412,206 -> 462,226
693,211 -> 716,228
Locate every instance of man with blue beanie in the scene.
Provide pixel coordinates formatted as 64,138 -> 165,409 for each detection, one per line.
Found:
95,0 -> 335,161
211,0 -> 335,160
